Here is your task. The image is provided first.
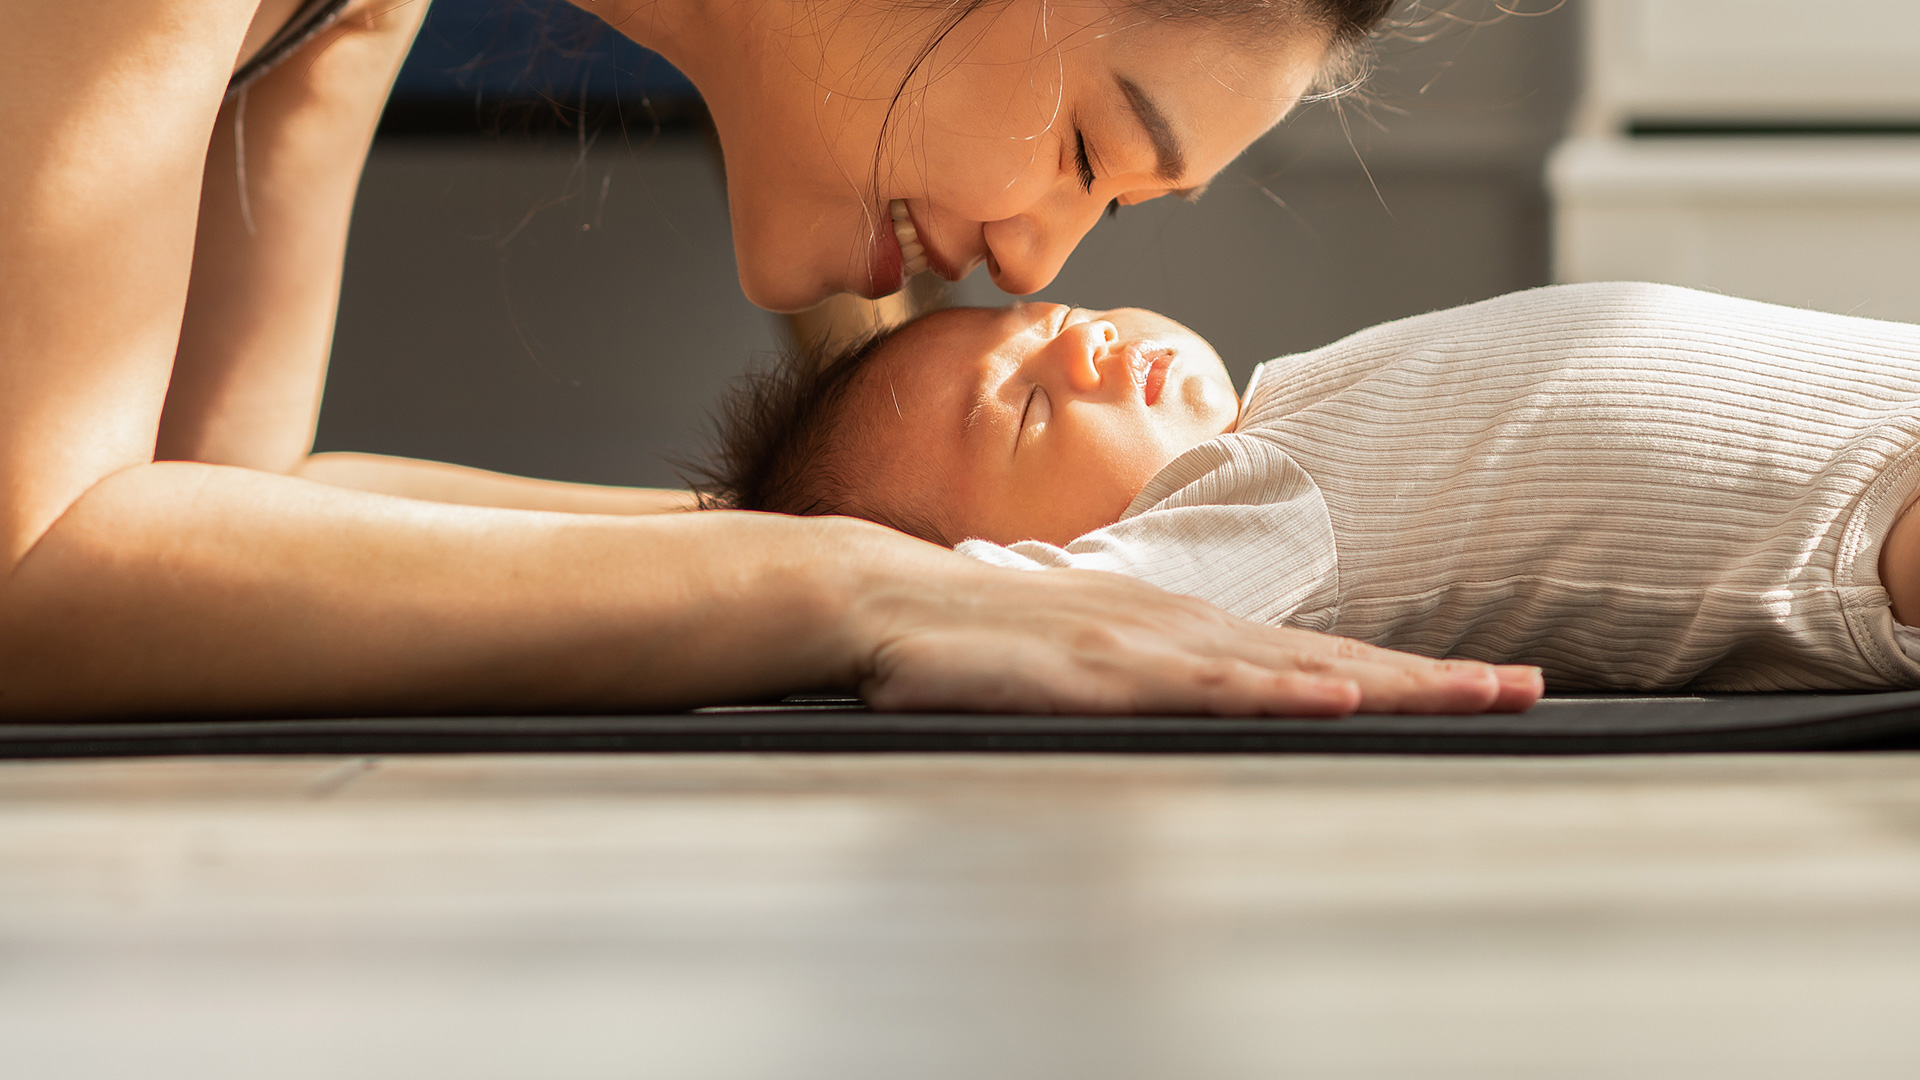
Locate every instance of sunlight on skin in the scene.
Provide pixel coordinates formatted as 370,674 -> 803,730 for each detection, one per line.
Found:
589,0 -> 1334,309
839,303 -> 1240,547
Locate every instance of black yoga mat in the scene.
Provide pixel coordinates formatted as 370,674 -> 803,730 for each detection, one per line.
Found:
7,692 -> 1920,757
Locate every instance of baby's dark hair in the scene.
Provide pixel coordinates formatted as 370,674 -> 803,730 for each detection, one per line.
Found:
690,320 -> 955,544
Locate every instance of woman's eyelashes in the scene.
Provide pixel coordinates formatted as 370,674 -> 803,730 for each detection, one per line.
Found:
1071,128 -> 1122,217
1072,129 -> 1097,194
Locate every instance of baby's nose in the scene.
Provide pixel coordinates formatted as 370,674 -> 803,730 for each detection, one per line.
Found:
1054,319 -> 1119,394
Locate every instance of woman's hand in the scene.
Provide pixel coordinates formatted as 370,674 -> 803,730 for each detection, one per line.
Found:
837,524 -> 1542,716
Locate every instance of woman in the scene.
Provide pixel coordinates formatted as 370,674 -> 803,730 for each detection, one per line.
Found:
0,0 -> 1542,718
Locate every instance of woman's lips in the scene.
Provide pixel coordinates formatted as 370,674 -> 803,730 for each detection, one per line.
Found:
860,200 -> 934,298
864,216 -> 906,299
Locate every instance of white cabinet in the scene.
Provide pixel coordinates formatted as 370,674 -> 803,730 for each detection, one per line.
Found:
1550,0 -> 1920,322
1584,0 -> 1920,126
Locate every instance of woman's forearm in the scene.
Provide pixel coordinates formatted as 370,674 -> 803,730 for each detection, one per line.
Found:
0,460 -> 1542,720
0,461 -> 871,719
298,452 -> 698,515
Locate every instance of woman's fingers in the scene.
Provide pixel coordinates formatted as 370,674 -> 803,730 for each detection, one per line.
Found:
1116,658 -> 1363,718
860,634 -> 1363,716
1492,665 -> 1547,712
1239,625 -> 1544,714
859,603 -> 1539,718
848,556 -> 1546,717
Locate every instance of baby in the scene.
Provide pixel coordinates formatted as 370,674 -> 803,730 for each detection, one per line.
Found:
698,282 -> 1920,691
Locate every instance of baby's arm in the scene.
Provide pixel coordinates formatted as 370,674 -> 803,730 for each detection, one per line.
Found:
1881,497 -> 1920,624
955,436 -> 1340,631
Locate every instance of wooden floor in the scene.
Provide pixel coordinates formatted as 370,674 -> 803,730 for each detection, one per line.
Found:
4,751 -> 1920,1078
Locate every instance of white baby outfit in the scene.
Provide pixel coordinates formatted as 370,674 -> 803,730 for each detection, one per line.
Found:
957,283 -> 1920,690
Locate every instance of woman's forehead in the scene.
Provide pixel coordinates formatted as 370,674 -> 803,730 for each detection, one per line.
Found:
1099,22 -> 1332,176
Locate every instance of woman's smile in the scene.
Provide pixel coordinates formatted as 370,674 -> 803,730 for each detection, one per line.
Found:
869,200 -> 969,298
889,200 -> 931,279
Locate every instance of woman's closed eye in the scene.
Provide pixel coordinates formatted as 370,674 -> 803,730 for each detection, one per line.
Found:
1071,131 -> 1123,220
1073,128 -> 1098,194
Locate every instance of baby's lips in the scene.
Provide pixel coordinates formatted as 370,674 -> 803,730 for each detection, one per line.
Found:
1121,342 -> 1163,387
1138,349 -> 1175,406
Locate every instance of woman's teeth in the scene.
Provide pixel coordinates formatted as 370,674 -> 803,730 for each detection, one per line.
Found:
890,200 -> 929,277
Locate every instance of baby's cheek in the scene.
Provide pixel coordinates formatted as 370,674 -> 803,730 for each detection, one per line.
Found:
1007,448 -> 1149,545
1184,373 -> 1241,436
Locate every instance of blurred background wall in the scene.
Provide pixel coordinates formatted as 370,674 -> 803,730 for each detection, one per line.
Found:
318,0 -> 1582,487
1550,0 -> 1920,325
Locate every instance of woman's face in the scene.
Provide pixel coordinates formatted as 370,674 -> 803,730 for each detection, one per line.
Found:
690,0 -> 1331,312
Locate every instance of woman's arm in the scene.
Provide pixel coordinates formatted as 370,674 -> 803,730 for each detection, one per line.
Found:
296,452 -> 697,514
156,3 -> 698,516
157,0 -> 427,474
2,462 -> 1529,719
0,463 -> 866,717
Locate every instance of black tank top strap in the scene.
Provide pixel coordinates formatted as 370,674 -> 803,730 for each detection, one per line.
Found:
225,0 -> 355,99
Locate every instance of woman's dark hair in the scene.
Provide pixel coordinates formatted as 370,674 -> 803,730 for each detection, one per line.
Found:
1133,0 -> 1398,51
688,321 -> 954,544
882,0 -> 1400,125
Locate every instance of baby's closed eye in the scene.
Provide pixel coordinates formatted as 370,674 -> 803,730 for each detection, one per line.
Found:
1020,385 -> 1052,445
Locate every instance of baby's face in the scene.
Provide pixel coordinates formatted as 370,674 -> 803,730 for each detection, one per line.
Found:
853,303 -> 1239,546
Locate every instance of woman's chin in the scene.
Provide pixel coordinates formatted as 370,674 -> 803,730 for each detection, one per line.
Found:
734,265 -> 825,315
737,254 -> 902,313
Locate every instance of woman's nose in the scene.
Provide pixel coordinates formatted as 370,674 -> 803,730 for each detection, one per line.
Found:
1044,319 -> 1119,394
981,196 -> 1109,296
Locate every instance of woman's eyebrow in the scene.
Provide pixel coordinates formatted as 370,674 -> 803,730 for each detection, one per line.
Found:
1116,76 -> 1186,184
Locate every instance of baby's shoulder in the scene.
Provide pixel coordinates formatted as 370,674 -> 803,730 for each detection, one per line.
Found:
1123,430 -> 1320,519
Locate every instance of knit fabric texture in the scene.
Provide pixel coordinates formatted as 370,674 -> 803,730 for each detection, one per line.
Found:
958,283 -> 1920,690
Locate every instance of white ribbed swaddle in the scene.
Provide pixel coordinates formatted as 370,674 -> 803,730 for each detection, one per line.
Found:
958,283 -> 1920,690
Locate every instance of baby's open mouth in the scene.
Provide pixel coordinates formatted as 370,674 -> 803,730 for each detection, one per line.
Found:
889,200 -> 930,277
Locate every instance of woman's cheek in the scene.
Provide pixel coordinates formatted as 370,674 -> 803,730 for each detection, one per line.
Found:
727,189 -> 846,312
912,86 -> 1066,219
922,144 -> 1060,224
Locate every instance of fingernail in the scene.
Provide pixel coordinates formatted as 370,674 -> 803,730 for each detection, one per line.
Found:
1500,666 -> 1546,692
